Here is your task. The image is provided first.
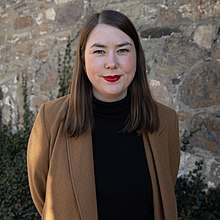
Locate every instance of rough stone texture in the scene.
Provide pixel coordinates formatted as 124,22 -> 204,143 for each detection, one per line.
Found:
149,79 -> 172,107
187,112 -> 220,154
178,0 -> 220,21
212,36 -> 220,59
0,0 -> 220,186
193,24 -> 219,49
45,8 -> 56,20
141,27 -> 181,38
14,15 -> 35,29
56,0 -> 84,27
0,87 -> 3,100
179,59 -> 220,109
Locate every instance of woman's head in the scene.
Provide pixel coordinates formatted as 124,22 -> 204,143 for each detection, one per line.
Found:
71,9 -> 147,99
66,10 -> 159,137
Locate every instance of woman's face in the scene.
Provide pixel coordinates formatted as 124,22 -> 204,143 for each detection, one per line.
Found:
84,24 -> 136,102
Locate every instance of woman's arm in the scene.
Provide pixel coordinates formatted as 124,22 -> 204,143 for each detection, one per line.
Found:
27,104 -> 50,215
169,110 -> 180,186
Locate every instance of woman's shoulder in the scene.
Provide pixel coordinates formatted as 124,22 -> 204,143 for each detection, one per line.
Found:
155,101 -> 178,125
38,95 -> 70,123
43,95 -> 69,109
156,101 -> 177,115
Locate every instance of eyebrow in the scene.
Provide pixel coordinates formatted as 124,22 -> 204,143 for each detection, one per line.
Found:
90,42 -> 133,48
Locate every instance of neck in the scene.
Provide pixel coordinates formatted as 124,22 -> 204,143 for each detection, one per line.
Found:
92,90 -> 127,103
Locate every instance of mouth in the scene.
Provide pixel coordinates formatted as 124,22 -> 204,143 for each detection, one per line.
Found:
103,75 -> 121,83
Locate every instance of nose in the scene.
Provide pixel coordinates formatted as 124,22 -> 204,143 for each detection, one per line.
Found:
104,53 -> 118,69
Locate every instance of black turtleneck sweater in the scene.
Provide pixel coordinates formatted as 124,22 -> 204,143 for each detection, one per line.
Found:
92,95 -> 154,220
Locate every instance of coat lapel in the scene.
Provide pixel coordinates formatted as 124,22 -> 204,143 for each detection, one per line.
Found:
143,115 -> 174,219
66,130 -> 98,220
142,132 -> 164,220
146,115 -> 170,179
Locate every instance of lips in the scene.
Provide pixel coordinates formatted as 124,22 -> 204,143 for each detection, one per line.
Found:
103,75 -> 121,82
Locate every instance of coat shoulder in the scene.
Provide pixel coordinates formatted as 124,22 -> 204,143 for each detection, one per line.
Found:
156,101 -> 176,114
39,95 -> 69,125
155,101 -> 178,127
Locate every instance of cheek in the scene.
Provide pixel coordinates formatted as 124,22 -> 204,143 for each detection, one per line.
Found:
84,59 -> 93,76
85,56 -> 102,74
124,55 -> 136,73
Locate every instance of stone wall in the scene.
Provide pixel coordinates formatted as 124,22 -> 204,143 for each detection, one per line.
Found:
0,0 -> 220,186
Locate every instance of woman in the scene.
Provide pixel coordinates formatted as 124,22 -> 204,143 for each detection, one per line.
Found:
27,10 -> 180,220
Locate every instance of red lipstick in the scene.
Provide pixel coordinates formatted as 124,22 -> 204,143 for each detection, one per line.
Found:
103,75 -> 121,82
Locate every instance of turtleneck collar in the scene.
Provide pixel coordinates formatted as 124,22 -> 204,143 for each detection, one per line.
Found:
92,94 -> 131,119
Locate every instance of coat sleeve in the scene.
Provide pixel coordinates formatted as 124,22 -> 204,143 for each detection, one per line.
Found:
169,110 -> 180,186
27,103 -> 50,215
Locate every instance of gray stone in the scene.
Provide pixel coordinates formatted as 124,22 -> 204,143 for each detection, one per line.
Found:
45,8 -> 56,20
141,27 -> 181,38
34,63 -> 58,92
212,36 -> 220,59
144,35 -> 207,78
0,13 -> 14,32
14,15 -> 35,29
0,1 -> 6,12
155,7 -> 177,27
56,0 -> 83,27
178,59 -> 220,109
14,2 -> 28,11
193,24 -> 219,49
178,1 -> 220,21
55,0 -> 73,4
0,35 -> 6,47
0,87 -> 3,100
149,79 -> 173,107
186,112 -> 220,154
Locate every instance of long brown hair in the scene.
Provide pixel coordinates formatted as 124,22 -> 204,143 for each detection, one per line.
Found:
65,10 -> 159,137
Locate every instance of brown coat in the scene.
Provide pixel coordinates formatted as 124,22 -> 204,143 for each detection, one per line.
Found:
27,95 -> 180,220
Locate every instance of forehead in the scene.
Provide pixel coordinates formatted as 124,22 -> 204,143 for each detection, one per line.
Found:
86,24 -> 134,46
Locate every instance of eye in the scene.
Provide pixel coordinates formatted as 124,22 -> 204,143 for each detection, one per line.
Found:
93,50 -> 106,54
117,48 -> 129,54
